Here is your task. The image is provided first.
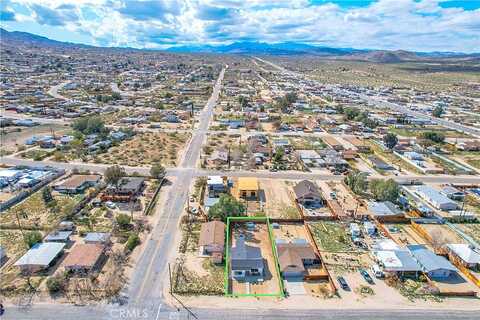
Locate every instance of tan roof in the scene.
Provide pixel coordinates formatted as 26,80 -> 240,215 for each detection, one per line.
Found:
277,243 -> 317,273
199,221 -> 226,247
344,136 -> 366,147
322,136 -> 341,147
62,244 -> 103,268
237,177 -> 259,191
56,175 -> 100,189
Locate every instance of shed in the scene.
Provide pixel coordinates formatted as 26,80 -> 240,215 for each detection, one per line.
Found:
44,231 -> 72,243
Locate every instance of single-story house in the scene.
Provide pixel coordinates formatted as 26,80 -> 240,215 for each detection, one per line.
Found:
407,244 -> 458,279
276,241 -> 320,278
207,149 -> 229,166
368,156 -> 394,170
445,244 -> 480,270
231,236 -> 264,280
198,221 -> 226,263
62,244 -> 105,274
368,201 -> 404,220
414,186 -> 458,211
233,177 -> 259,200
103,177 -> 144,201
14,242 -> 66,273
207,176 -> 227,198
53,174 -> 101,194
293,180 -> 323,206
373,250 -> 422,278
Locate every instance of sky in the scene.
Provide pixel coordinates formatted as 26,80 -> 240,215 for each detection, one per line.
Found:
0,0 -> 479,52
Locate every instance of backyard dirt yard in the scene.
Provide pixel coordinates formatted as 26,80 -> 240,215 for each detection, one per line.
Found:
230,223 -> 281,296
259,179 -> 299,219
420,224 -> 466,245
1,191 -> 79,230
272,223 -> 308,242
384,224 -> 427,246
94,131 -> 189,167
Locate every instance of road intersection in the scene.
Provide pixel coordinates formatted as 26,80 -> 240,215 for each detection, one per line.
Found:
2,64 -> 480,320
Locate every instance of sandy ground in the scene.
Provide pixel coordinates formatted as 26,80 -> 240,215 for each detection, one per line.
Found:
385,224 -> 428,246
1,124 -> 68,150
230,224 -> 281,295
421,224 -> 466,244
272,223 -> 308,242
259,179 -> 297,218
169,289 -> 480,311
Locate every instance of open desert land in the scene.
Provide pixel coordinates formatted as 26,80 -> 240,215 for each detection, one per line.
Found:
259,179 -> 300,219
92,131 -> 189,167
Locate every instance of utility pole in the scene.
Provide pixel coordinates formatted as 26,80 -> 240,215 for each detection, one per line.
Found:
15,210 -> 28,249
168,262 -> 173,295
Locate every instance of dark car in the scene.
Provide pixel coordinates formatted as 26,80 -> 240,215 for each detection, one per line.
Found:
359,269 -> 374,284
337,276 -> 350,291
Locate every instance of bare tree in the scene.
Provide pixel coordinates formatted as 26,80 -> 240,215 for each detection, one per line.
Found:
430,229 -> 446,252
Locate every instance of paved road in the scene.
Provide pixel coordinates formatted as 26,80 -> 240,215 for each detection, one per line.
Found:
126,67 -> 226,306
4,303 -> 480,320
254,57 -> 480,138
2,156 -> 480,184
47,81 -> 72,100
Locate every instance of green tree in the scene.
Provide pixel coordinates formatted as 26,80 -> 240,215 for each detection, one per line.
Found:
125,233 -> 140,251
25,231 -> 42,248
273,147 -> 285,163
208,194 -> 246,221
116,213 -> 132,229
383,133 -> 398,149
46,274 -> 66,294
344,170 -> 368,195
369,179 -> 399,202
432,106 -> 444,118
422,131 -> 445,144
42,186 -> 53,204
73,116 -> 106,135
150,163 -> 166,179
105,165 -> 126,187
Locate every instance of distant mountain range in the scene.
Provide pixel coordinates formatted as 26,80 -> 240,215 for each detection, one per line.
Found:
1,28 -> 479,63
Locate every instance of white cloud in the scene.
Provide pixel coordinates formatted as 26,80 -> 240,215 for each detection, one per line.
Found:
4,0 -> 480,52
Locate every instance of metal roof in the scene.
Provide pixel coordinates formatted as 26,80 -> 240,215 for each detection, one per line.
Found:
14,242 -> 65,267
44,231 -> 72,242
407,244 -> 458,273
374,250 -> 422,272
446,244 -> 480,264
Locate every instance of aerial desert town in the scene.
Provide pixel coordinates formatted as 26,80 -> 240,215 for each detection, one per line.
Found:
1,5 -> 480,320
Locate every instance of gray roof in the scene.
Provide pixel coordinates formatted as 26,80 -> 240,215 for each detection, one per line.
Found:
368,201 -> 403,216
44,231 -> 72,242
407,245 -> 458,273
84,232 -> 111,243
14,242 -> 65,267
375,250 -> 422,272
415,186 -> 457,207
231,237 -> 263,270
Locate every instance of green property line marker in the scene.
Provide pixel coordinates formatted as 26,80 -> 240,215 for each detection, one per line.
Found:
224,216 -> 285,298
